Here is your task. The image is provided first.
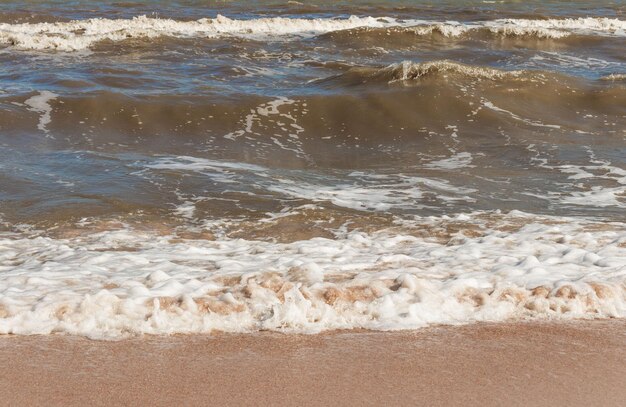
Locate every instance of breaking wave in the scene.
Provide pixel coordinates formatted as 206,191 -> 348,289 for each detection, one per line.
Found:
601,73 -> 626,81
315,60 -> 526,87
0,15 -> 624,51
0,212 -> 624,338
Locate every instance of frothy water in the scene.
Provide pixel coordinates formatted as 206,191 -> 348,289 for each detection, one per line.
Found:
1,212 -> 625,338
0,0 -> 624,337
1,15 -> 625,51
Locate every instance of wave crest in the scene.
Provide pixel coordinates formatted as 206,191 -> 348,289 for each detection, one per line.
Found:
600,73 -> 626,81
385,60 -> 523,82
0,14 -> 398,51
315,60 -> 525,87
0,15 -> 624,51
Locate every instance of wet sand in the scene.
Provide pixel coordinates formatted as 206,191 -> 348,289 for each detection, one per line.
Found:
1,320 -> 625,406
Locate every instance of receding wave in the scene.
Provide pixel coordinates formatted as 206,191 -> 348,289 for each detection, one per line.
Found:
0,15 -> 624,51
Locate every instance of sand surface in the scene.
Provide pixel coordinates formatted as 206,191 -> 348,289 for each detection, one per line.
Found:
1,320 -> 625,406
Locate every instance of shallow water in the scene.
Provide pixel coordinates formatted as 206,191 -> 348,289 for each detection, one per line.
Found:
0,1 -> 624,337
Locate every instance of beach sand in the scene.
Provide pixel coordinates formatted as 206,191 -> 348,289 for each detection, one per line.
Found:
1,319 -> 625,406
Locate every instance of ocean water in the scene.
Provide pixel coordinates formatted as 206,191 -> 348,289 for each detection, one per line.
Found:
0,0 -> 624,338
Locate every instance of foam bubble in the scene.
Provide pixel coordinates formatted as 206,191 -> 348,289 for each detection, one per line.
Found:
0,212 -> 623,338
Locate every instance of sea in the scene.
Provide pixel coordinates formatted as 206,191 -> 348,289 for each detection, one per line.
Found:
0,0 -> 624,338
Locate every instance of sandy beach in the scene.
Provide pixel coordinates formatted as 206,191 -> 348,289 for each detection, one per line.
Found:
1,319 -> 624,406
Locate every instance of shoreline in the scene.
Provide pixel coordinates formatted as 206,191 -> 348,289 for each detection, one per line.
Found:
1,319 -> 625,406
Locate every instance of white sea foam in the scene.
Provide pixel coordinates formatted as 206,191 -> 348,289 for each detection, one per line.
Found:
388,60 -> 523,82
141,156 -> 476,213
23,91 -> 57,135
482,99 -> 561,129
425,152 -> 474,170
601,73 -> 626,81
0,15 -> 624,51
0,15 -> 404,51
529,52 -> 621,73
488,17 -> 626,37
524,149 -> 626,209
410,23 -> 471,37
0,211 -> 624,338
224,96 -> 310,159
264,172 -> 478,211
556,163 -> 626,208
